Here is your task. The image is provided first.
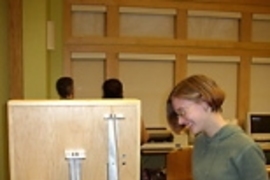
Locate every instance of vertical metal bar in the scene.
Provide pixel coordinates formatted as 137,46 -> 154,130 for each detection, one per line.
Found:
74,159 -> 82,180
68,159 -> 76,180
65,149 -> 86,180
108,114 -> 119,180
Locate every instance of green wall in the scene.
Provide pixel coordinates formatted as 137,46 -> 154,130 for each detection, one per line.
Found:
0,0 -> 63,179
0,0 -> 9,180
23,0 -> 63,99
48,0 -> 64,99
23,0 -> 48,98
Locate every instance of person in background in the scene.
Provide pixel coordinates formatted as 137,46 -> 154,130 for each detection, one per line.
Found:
102,78 -> 149,144
56,76 -> 74,99
166,74 -> 268,180
102,78 -> 123,98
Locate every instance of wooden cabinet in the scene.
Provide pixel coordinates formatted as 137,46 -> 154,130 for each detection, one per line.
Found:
8,100 -> 140,180
166,147 -> 193,180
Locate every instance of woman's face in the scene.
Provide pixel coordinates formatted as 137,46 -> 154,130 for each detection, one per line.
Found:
171,97 -> 209,135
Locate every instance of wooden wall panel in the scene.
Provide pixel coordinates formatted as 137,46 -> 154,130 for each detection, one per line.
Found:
119,57 -> 174,127
72,12 -> 105,36
237,56 -> 251,128
63,0 -> 270,128
252,16 -> 270,43
188,15 -> 240,41
187,57 -> 238,120
71,5 -> 106,37
250,59 -> 270,113
120,10 -> 175,38
71,52 -> 105,98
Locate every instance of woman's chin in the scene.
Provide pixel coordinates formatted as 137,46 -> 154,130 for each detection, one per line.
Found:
189,126 -> 199,135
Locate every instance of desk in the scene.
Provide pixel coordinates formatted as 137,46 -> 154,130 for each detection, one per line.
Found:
141,142 -> 179,154
141,142 -> 178,180
166,147 -> 270,180
141,144 -> 192,180
143,145 -> 270,180
166,147 -> 193,180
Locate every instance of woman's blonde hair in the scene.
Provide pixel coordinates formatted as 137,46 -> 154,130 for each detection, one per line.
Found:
166,74 -> 225,133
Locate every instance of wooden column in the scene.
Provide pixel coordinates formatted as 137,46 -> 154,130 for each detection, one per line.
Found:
8,0 -> 23,99
237,56 -> 251,129
175,9 -> 187,40
175,9 -> 188,85
240,12 -> 252,42
105,53 -> 119,79
237,12 -> 252,128
106,5 -> 119,37
174,54 -> 187,85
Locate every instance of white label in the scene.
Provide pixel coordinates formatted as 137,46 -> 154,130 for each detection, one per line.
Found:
65,149 -> 86,159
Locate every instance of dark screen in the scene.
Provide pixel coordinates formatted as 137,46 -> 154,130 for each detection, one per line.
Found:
251,114 -> 270,133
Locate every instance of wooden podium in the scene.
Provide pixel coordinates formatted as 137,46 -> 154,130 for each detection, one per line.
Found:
8,99 -> 141,180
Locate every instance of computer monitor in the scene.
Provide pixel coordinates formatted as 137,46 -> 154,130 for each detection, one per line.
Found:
246,112 -> 270,141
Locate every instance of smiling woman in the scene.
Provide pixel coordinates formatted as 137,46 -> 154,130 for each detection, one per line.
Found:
166,74 -> 225,135
166,74 -> 268,180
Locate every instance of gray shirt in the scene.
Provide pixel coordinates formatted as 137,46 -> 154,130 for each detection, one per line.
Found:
193,124 -> 269,180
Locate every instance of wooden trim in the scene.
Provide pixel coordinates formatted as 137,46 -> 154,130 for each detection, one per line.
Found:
66,46 -> 269,60
240,12 -> 252,42
106,5 -> 119,37
8,0 -> 23,99
67,1 -> 270,13
174,54 -> 187,85
105,53 -> 119,79
189,0 -> 270,7
253,14 -> 270,20
237,56 -> 251,128
65,44 -> 270,57
188,10 -> 241,19
252,57 -> 270,64
175,9 -> 187,40
118,53 -> 176,61
119,7 -> 177,15
71,52 -> 106,59
187,55 -> 240,63
8,99 -> 141,106
64,48 -> 71,76
71,5 -> 106,12
64,1 -> 270,130
66,37 -> 270,52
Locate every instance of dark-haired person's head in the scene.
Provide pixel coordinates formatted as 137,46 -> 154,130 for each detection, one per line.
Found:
56,77 -> 74,99
102,78 -> 123,98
